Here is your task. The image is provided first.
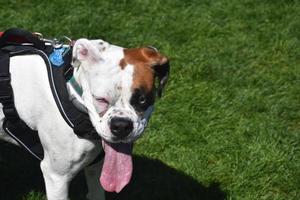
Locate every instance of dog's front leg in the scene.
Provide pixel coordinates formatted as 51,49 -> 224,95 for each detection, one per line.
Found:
41,159 -> 72,200
84,160 -> 105,200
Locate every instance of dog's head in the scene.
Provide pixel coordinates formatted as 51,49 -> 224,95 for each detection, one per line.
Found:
72,39 -> 169,192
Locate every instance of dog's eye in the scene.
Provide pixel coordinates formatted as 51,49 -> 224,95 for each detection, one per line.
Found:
139,95 -> 146,105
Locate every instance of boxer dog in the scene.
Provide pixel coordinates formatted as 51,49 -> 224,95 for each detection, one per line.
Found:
0,38 -> 169,200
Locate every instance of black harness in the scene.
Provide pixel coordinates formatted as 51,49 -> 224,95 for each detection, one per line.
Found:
0,28 -> 101,161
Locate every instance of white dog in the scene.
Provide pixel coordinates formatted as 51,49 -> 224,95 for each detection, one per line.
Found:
0,37 -> 169,200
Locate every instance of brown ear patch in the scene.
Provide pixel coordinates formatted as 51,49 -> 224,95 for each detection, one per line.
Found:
123,48 -> 158,92
123,48 -> 148,65
123,47 -> 167,66
141,47 -> 168,66
131,62 -> 154,92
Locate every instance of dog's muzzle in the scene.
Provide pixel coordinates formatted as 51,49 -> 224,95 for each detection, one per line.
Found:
107,105 -> 154,142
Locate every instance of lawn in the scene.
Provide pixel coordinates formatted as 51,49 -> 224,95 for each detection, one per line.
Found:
0,0 -> 299,199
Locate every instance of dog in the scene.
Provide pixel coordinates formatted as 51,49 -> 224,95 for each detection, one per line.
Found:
0,38 -> 169,200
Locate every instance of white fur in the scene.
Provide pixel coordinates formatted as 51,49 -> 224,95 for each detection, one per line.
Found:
0,39 -> 150,200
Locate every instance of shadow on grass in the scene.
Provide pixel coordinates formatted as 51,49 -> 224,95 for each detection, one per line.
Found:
106,156 -> 226,200
0,141 -> 226,200
0,141 -> 45,200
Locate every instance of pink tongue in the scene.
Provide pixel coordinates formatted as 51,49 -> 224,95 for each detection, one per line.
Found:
100,141 -> 133,193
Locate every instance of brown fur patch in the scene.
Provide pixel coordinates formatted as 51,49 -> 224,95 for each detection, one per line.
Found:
119,58 -> 127,69
123,48 -> 157,92
131,63 -> 154,92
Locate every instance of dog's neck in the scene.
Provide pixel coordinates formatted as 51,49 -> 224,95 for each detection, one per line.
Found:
66,76 -> 88,113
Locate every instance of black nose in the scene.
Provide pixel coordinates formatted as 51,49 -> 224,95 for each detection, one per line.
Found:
110,117 -> 133,139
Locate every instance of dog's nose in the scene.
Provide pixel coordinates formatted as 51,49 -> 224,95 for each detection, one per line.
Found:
110,117 -> 133,139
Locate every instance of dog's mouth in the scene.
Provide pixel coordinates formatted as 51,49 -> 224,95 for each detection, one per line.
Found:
100,140 -> 133,193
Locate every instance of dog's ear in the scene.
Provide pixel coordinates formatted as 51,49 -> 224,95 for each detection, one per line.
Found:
153,60 -> 170,98
72,39 -> 102,65
142,47 -> 170,98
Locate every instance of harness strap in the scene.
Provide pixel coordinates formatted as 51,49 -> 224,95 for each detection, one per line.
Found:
0,28 -> 102,162
3,119 -> 43,160
0,28 -> 45,50
7,47 -> 100,140
0,47 -> 43,160
0,50 -> 19,121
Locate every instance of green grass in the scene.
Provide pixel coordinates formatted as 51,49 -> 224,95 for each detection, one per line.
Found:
0,0 -> 299,199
